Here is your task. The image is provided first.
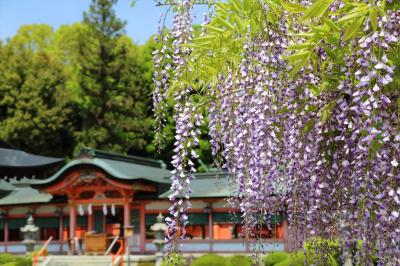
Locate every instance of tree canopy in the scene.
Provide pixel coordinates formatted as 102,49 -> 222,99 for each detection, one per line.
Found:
0,0 -> 156,157
72,0 -> 154,154
0,25 -> 73,156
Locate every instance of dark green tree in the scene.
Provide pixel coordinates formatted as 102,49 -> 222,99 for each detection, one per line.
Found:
73,0 -> 153,154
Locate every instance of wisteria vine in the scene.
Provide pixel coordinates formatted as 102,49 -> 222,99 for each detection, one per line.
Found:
152,0 -> 400,265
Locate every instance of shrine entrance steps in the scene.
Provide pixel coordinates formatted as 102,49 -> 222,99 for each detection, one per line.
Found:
39,255 -> 156,266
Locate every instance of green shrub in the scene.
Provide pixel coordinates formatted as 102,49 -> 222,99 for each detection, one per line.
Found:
160,253 -> 185,266
277,251 -> 305,266
355,239 -> 378,265
138,263 -> 156,266
304,252 -> 338,265
265,252 -> 289,266
15,257 -> 32,266
304,238 -> 340,252
226,255 -> 252,266
191,254 -> 227,266
274,259 -> 295,266
304,238 -> 340,266
270,251 -> 338,266
0,258 -> 32,266
1,263 -> 15,266
0,254 -> 19,264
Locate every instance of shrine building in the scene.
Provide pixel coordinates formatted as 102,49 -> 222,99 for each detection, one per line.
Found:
0,147 -> 287,254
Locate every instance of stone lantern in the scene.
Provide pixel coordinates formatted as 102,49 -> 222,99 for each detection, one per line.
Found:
20,216 -> 39,253
150,213 -> 168,266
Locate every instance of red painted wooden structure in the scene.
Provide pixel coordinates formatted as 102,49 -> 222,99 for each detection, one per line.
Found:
39,168 -> 156,254
0,148 -> 287,254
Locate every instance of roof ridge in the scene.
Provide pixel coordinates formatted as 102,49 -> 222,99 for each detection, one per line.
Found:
79,148 -> 167,169
162,171 -> 229,180
194,172 -> 229,179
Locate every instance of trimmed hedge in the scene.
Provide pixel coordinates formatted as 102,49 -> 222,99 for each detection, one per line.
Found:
0,254 -> 19,264
265,252 -> 289,266
275,252 -> 305,266
0,254 -> 31,266
160,253 -> 185,266
304,238 -> 340,266
162,254 -> 253,266
267,251 -> 338,266
191,254 -> 227,266
226,255 -> 252,266
2,258 -> 32,266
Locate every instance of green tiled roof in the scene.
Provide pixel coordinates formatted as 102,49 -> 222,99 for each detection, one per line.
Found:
0,149 -> 173,205
0,149 -> 238,205
33,148 -> 171,186
159,172 -> 233,198
0,184 -> 52,206
0,174 -> 231,206
0,180 -> 15,191
0,148 -> 63,168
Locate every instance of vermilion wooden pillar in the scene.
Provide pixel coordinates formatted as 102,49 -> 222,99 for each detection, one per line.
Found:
139,204 -> 145,253
124,199 -> 131,255
4,215 -> 8,253
69,201 -> 76,254
282,217 -> 289,251
59,215 -> 64,253
88,213 -> 94,232
208,210 -> 213,252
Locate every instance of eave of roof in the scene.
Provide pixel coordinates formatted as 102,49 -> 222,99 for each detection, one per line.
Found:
0,172 -> 232,205
0,184 -> 52,205
32,150 -> 172,187
159,172 -> 233,198
83,148 -> 167,168
0,180 -> 16,191
0,148 -> 64,168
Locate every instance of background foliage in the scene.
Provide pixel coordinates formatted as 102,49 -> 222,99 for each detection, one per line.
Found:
0,0 -> 181,163
0,0 -> 213,168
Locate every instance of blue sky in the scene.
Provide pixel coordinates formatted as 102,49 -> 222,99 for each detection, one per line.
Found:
0,0 -> 210,44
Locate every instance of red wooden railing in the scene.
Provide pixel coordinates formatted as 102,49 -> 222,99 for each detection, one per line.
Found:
33,236 -> 53,266
111,239 -> 124,266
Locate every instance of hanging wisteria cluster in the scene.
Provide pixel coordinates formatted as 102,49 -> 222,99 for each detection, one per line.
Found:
153,0 -> 399,264
153,0 -> 204,252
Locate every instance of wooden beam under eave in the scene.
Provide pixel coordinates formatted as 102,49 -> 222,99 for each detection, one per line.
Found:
131,183 -> 157,192
41,171 -> 80,194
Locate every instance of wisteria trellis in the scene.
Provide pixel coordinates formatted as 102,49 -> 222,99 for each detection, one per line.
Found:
152,0 -> 399,264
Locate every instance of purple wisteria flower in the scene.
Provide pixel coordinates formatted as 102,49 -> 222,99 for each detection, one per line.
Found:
153,1 -> 400,264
